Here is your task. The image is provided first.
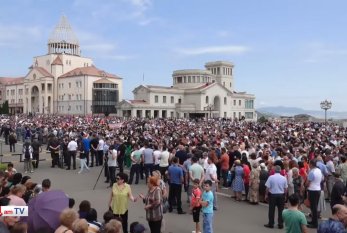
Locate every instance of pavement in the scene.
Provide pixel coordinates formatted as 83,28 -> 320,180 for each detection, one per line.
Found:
0,140 -> 328,233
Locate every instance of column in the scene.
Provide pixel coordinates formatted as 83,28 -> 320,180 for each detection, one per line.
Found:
131,109 -> 136,118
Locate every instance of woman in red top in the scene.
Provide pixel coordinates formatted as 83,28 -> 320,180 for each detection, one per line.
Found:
241,155 -> 251,201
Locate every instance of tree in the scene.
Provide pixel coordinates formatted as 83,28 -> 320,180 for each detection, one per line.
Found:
0,101 -> 9,114
258,116 -> 268,124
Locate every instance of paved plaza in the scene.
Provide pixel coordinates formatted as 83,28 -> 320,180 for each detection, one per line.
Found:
1,140 -> 323,233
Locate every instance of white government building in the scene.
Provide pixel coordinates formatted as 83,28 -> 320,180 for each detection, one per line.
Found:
0,16 -> 255,120
118,61 -> 256,120
0,16 -> 122,115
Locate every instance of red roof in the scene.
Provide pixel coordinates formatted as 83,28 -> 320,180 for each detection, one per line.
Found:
59,65 -> 121,79
33,67 -> 54,77
0,77 -> 24,84
52,55 -> 63,65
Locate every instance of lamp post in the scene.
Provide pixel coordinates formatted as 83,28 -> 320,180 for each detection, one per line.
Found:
320,99 -> 332,125
204,104 -> 214,119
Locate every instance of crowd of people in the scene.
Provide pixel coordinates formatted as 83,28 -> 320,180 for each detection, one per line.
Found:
1,114 -> 347,233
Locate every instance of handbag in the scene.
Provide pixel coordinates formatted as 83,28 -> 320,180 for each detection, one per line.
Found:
162,197 -> 169,214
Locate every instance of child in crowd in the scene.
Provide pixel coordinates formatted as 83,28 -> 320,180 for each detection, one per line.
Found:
5,163 -> 17,177
191,179 -> 202,233
200,180 -> 214,233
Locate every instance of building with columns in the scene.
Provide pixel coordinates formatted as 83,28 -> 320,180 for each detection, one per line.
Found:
117,61 -> 256,120
0,15 -> 122,115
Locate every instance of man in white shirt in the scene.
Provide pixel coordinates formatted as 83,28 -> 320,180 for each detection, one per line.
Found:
67,138 -> 78,170
307,159 -> 323,228
203,156 -> 218,210
97,137 -> 105,167
264,165 -> 288,229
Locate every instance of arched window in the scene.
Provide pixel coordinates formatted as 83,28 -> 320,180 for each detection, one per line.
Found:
206,96 -> 209,104
224,97 -> 227,105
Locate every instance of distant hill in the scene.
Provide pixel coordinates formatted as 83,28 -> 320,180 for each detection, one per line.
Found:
257,106 -> 347,119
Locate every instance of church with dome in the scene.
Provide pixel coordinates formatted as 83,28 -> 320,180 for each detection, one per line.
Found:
0,16 -> 122,115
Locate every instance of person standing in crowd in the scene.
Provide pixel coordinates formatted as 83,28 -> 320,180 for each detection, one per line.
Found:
337,156 -> 347,185
129,144 -> 142,185
306,159 -> 323,229
189,156 -> 204,194
219,147 -> 229,189
31,137 -> 42,169
108,145 -> 118,187
282,194 -> 308,233
203,156 -> 218,210
318,204 -> 347,233
108,173 -> 137,233
175,144 -> 188,165
67,138 -> 78,170
22,140 -> 34,173
78,139 -> 90,174
139,176 -> 163,233
49,135 -> 60,168
168,157 -> 185,214
232,160 -> 244,202
330,173 -> 345,211
159,145 -> 170,182
97,135 -> 105,167
9,131 -> 17,153
264,165 -> 288,229
117,139 -> 127,173
259,163 -> 269,203
90,134 -> 99,167
249,162 -> 260,204
325,155 -> 336,201
200,180 -> 214,233
142,143 -> 154,183
82,133 -> 90,167
191,178 -> 202,233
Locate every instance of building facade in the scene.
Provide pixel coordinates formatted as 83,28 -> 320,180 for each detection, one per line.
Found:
118,61 -> 256,120
0,16 -> 122,115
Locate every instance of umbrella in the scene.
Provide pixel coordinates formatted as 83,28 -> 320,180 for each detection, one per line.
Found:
28,190 -> 69,233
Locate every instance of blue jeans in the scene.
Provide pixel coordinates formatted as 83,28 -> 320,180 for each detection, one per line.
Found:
203,213 -> 213,233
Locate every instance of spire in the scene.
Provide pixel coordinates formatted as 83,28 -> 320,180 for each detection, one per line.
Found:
47,15 -> 80,56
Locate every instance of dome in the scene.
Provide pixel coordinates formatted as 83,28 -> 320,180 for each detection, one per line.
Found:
48,15 -> 79,45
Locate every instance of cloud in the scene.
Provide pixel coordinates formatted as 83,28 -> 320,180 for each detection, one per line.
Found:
175,45 -> 250,56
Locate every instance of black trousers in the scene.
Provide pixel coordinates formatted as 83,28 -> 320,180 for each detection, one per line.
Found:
97,150 -> 104,166
308,190 -> 321,226
169,183 -> 183,212
148,220 -> 162,233
51,151 -> 59,167
67,151 -> 76,169
85,151 -> 90,165
267,193 -> 285,226
90,149 -> 97,166
221,169 -> 229,187
114,210 -> 128,233
144,163 -> 154,182
32,152 -> 39,168
118,156 -> 124,173
129,164 -> 140,184
109,166 -> 116,186
159,166 -> 168,182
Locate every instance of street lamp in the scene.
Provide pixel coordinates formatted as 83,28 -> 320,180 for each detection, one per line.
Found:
204,104 -> 214,119
320,99 -> 332,125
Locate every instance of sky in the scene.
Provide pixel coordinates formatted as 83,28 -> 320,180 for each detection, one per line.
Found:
0,0 -> 347,111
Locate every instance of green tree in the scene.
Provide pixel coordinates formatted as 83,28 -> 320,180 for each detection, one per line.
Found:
258,116 -> 268,123
1,101 -> 9,114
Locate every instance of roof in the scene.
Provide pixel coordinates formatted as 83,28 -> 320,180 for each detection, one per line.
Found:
48,15 -> 79,45
128,100 -> 148,104
32,67 -> 54,78
93,78 -> 117,84
0,77 -> 24,85
59,65 -> 122,79
146,85 -> 173,89
51,55 -> 63,65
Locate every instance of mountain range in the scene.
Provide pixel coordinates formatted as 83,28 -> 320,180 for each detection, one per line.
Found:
257,106 -> 347,119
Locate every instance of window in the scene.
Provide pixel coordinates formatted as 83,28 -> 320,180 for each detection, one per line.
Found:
224,112 -> 227,117
197,76 -> 200,82
224,97 -> 227,105
230,83 -> 232,88
239,112 -> 241,119
217,67 -> 220,75
18,89 -> 23,95
69,83 -> 71,88
11,90 -> 15,96
206,96 -> 209,104
239,100 -> 241,106
171,96 -> 174,104
233,112 -> 236,119
245,112 -> 254,119
233,100 -> 236,106
177,77 -> 182,83
163,96 -> 166,103
155,95 -> 158,103
188,76 -> 191,83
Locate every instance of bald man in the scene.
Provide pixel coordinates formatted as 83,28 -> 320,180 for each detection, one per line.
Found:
318,204 -> 347,233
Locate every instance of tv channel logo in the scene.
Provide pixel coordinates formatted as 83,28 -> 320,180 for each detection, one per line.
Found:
0,206 -> 28,216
